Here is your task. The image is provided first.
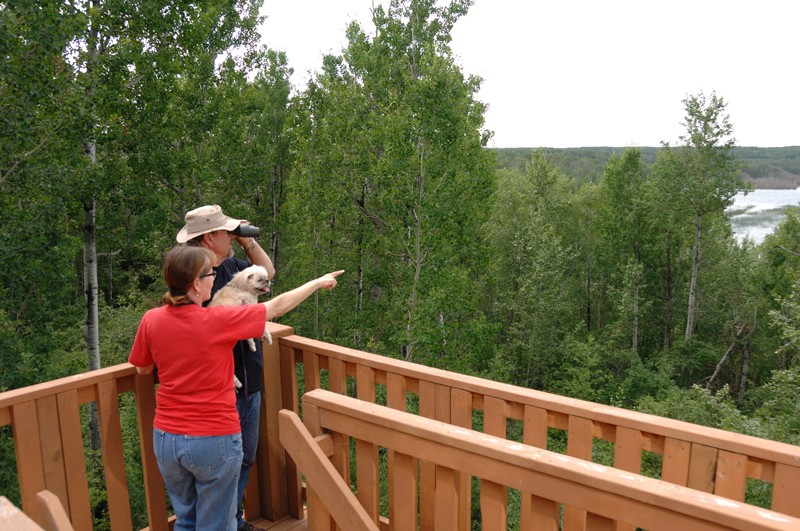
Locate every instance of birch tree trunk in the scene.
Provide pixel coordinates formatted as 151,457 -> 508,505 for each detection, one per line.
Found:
685,212 -> 702,340
83,194 -> 101,451
404,138 -> 427,362
84,1 -> 101,451
663,232 -> 674,352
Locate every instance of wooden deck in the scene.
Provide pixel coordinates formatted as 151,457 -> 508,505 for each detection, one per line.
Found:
1,321 -> 800,530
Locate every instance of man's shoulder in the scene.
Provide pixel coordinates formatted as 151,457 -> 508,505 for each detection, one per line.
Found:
218,257 -> 250,276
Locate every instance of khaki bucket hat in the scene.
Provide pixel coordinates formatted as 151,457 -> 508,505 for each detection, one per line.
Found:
176,205 -> 239,243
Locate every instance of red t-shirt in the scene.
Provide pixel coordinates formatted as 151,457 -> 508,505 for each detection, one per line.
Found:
128,303 -> 267,435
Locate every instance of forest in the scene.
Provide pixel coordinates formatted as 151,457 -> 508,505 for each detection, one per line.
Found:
494,146 -> 800,188
3,0 -> 800,524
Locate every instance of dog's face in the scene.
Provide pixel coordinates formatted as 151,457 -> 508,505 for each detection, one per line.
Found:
230,265 -> 271,296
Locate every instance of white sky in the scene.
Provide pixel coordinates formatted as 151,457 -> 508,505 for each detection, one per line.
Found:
259,0 -> 800,148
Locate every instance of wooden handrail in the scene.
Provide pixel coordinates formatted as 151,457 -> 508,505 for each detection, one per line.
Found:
278,410 -> 378,531
300,388 -> 800,531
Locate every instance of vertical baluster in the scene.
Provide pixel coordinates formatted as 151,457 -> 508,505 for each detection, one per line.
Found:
12,400 -> 45,526
434,466 -> 459,529
772,463 -> 800,517
134,372 -> 168,531
481,396 -> 507,530
564,416 -> 593,531
451,388 -> 472,531
418,380 -> 436,531
387,373 -> 410,530
687,444 -> 718,493
355,365 -> 379,524
613,426 -> 642,531
521,405 -> 557,531
37,396 -> 68,515
661,437 -> 691,485
714,451 -> 747,501
280,345 -> 302,518
96,379 -> 132,531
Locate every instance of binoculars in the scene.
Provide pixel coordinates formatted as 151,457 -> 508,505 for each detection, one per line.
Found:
230,224 -> 261,237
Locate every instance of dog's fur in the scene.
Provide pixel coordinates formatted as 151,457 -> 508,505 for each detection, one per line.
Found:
208,265 -> 273,353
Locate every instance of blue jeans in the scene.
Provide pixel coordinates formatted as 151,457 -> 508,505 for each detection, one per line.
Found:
235,390 -> 261,529
153,428 -> 243,531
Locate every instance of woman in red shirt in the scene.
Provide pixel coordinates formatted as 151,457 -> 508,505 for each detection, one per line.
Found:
129,245 -> 341,531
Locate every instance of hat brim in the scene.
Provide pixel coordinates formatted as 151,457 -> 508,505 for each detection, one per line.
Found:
176,217 -> 240,243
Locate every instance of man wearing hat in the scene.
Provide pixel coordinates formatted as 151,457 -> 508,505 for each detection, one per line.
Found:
177,204 -> 275,531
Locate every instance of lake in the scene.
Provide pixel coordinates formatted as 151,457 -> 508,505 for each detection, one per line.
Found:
728,188 -> 800,244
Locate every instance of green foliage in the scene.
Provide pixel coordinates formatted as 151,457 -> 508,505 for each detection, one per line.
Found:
637,385 -> 767,438
753,367 -> 800,445
4,0 -> 800,521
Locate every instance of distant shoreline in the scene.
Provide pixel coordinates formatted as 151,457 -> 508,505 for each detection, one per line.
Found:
746,178 -> 800,190
492,147 -> 800,190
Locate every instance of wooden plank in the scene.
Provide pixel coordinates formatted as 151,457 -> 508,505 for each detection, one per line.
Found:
521,405 -> 553,530
451,389 -> 472,531
418,380 -> 436,531
261,335 -> 288,521
307,488 -> 332,531
96,379 -> 132,531
280,345 -> 302,520
12,400 -> 46,526
0,495 -> 44,530
612,427 -> 642,531
55,390 -> 92,531
391,452 -> 416,531
434,466 -> 458,530
278,410 -> 378,531
435,385 -> 450,424
614,427 -> 642,473
771,463 -> 800,517
524,495 -> 559,531
661,437 -> 691,485
35,396 -> 68,516
482,397 -> 508,530
714,451 -> 747,501
304,351 -> 321,393
133,373 -> 168,531
687,444 -> 718,493
523,405 -> 548,449
36,490 -> 74,531
386,372 -> 408,530
480,480 -> 507,530
328,358 -> 347,395
564,416 -> 593,531
586,512 -> 615,531
355,365 -> 379,523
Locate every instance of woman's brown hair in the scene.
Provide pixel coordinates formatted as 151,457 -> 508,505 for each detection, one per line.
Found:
161,245 -> 214,306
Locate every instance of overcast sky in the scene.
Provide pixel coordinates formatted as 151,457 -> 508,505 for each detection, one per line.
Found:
259,1 -> 799,149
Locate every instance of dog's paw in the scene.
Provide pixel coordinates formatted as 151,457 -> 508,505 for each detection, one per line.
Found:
264,327 -> 273,345
247,338 -> 257,351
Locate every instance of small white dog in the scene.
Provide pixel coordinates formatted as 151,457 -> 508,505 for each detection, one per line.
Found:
208,265 -> 273,351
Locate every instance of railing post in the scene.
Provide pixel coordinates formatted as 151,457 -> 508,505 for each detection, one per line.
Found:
254,323 -> 294,522
134,372 -> 168,531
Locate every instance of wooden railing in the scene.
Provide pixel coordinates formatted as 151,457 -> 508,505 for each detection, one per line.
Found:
1,323 -> 800,529
0,362 -> 165,531
283,388 -> 800,531
278,334 -> 800,528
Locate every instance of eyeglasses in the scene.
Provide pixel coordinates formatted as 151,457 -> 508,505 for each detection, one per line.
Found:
199,271 -> 217,279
